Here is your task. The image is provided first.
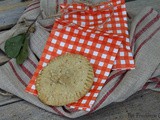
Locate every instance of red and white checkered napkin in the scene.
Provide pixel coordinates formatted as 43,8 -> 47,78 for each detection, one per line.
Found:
60,0 -> 135,70
26,18 -> 124,111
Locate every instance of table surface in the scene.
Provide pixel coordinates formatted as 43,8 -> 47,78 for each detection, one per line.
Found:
0,0 -> 160,120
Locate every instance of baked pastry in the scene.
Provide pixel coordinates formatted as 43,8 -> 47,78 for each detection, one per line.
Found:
36,53 -> 94,106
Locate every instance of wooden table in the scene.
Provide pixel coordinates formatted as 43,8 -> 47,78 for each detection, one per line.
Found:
0,0 -> 160,120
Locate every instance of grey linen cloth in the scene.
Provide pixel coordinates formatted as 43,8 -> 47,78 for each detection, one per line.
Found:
0,0 -> 160,118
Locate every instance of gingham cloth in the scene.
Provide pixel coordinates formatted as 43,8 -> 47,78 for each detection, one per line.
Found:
26,2 -> 134,111
26,18 -> 124,111
60,0 -> 135,70
26,0 -> 134,111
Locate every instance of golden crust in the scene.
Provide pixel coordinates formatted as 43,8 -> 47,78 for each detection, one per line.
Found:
36,53 -> 94,106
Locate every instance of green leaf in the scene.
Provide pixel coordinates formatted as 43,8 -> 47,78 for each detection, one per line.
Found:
4,34 -> 26,58
16,36 -> 29,65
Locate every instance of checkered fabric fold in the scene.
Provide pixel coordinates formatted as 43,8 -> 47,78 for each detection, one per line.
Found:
60,0 -> 135,70
26,0 -> 134,111
26,18 -> 124,111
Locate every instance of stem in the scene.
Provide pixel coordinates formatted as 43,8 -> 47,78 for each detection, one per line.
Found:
26,11 -> 42,34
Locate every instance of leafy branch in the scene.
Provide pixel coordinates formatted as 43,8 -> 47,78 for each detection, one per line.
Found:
4,11 -> 42,64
